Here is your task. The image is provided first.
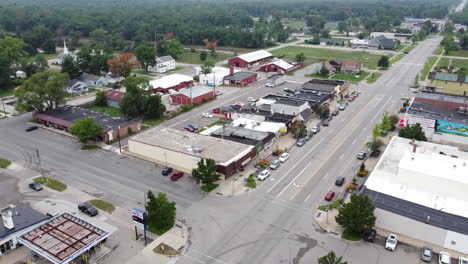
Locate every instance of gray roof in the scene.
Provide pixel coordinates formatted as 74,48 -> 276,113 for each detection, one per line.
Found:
176,85 -> 213,98
224,71 -> 256,81
0,204 -> 49,239
275,98 -> 308,107
79,73 -> 101,82
363,188 -> 468,236
375,35 -> 397,49
156,55 -> 174,63
408,99 -> 468,124
210,125 -> 274,145
299,108 -> 314,120
268,74 -> 285,81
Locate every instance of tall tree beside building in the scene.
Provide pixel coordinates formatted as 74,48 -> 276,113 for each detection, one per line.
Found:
0,36 -> 29,68
70,117 -> 103,144
134,45 -> 156,72
377,56 -> 389,68
94,90 -> 107,107
120,76 -> 147,117
201,60 -> 214,74
15,71 -> 69,112
398,123 -> 427,141
145,191 -> 177,234
107,53 -> 140,78
295,53 -> 306,63
192,158 -> 221,189
61,55 -> 81,79
145,95 -> 166,119
335,194 -> 376,237
203,39 -> 218,56
157,34 -> 184,59
78,44 -> 112,75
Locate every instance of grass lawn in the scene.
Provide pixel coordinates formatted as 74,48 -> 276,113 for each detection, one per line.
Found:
88,106 -> 122,117
184,45 -> 256,54
447,49 -> 468,57
420,56 -> 438,81
396,44 -> 406,51
153,243 -> 179,256
437,57 -> 450,68
34,177 -> 67,192
325,22 -> 338,30
283,19 -> 307,30
132,69 -> 148,74
0,87 -> 15,97
147,223 -> 169,236
81,145 -> 101,150
390,54 -> 405,65
329,72 -> 370,82
271,46 -> 382,69
433,46 -> 444,55
341,231 -> 362,241
177,51 -> 231,64
142,117 -> 163,127
201,183 -> 219,192
450,58 -> 468,69
43,53 -> 58,60
89,199 -> 116,213
366,72 -> 382,83
403,45 -> 416,53
0,158 -> 12,168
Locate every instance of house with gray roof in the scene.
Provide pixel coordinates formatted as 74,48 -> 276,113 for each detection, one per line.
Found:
148,55 -> 176,73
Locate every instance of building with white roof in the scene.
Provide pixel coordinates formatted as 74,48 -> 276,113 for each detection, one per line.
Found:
196,66 -> 240,86
149,74 -> 193,93
228,50 -> 273,68
259,59 -> 303,74
363,136 -> 468,255
231,118 -> 287,135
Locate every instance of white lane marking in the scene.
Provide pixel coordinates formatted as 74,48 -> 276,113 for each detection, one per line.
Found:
323,172 -> 329,179
266,138 -> 325,193
276,162 -> 312,197
351,139 -> 357,145
293,182 -> 299,187
339,154 -> 344,160
182,253 -> 206,264
169,118 -> 189,128
338,159 -> 354,176
304,193 -> 312,202
188,248 -> 228,264
370,96 -> 392,123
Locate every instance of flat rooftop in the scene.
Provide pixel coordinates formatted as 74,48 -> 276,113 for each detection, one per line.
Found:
0,204 -> 49,239
129,127 -> 254,164
365,136 -> 468,219
18,212 -> 109,264
211,125 -> 274,142
224,71 -> 257,81
408,96 -> 468,124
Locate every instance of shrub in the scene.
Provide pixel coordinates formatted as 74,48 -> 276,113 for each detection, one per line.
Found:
128,127 -> 133,134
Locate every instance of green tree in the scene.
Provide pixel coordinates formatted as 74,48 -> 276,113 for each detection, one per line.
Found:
77,44 -> 112,75
70,117 -> 103,144
23,25 -> 54,52
90,28 -> 109,43
320,29 -> 330,38
61,55 -> 81,79
380,112 -> 392,135
366,136 -> 384,157
443,21 -> 455,34
199,51 -> 208,62
0,36 -> 28,68
201,60 -> 214,74
310,34 -> 321,45
378,56 -> 389,68
145,95 -> 166,118
0,54 -> 11,89
158,39 -> 184,58
389,114 -> 399,131
120,76 -> 148,117
95,90 -> 107,107
335,194 -> 376,236
318,251 -> 348,264
295,53 -> 306,63
305,15 -> 326,34
15,71 -> 69,112
398,123 -> 427,141
134,45 -> 156,72
319,65 -> 329,77
145,191 -> 176,234
192,158 -> 221,187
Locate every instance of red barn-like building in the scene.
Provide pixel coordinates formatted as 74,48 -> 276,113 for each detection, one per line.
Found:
260,59 -> 303,74
228,50 -> 273,68
149,74 -> 193,93
223,65 -> 257,86
170,85 -> 214,105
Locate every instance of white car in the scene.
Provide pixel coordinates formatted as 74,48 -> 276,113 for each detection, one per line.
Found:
215,90 -> 223,96
279,153 -> 289,162
247,97 -> 257,102
439,252 -> 451,264
202,112 -> 213,118
339,104 -> 346,110
266,83 -> 274,87
310,126 -> 320,134
385,234 -> 398,251
458,256 -> 468,264
257,170 -> 270,181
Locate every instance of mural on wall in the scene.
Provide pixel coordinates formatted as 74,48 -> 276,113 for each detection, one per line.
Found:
436,120 -> 468,137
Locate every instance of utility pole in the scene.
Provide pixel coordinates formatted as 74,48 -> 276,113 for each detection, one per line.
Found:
36,148 -> 45,183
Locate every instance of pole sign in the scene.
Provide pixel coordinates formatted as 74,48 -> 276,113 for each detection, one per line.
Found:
132,208 -> 146,228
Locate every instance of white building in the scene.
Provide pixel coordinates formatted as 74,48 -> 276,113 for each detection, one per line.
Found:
148,55 -> 176,73
15,71 -> 27,79
196,66 -> 240,86
350,39 -> 368,48
49,40 -> 78,65
79,73 -> 108,87
270,99 -> 308,116
363,136 -> 468,256
231,118 -> 287,135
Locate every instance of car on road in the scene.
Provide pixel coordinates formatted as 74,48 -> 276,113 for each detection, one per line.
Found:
310,126 -> 320,134
235,102 -> 245,107
324,191 -> 335,201
78,203 -> 98,216
403,51 -> 409,54
162,167 -> 173,176
339,104 -> 346,110
170,171 -> 184,181
266,83 -> 274,87
335,177 -> 345,186
279,153 -> 289,162
323,119 -> 330,126
269,160 -> 281,170
230,104 -> 242,110
183,127 -> 195,133
325,115 -> 332,121
439,252 -> 451,264
283,88 -> 294,94
357,151 -> 367,160
188,124 -> 199,131
420,247 -> 433,262
296,137 -> 307,147
459,257 -> 468,264
25,126 -> 39,132
247,97 -> 257,102
215,90 -> 223,96
385,234 -> 398,251
202,112 -> 213,118
257,170 -> 270,181
364,229 -> 377,242
348,96 -> 355,102
305,131 -> 313,140
331,110 -> 339,116
29,182 -> 43,191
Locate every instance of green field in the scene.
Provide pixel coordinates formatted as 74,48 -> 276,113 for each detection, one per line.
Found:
420,56 -> 438,81
367,72 -> 382,83
177,50 -> 231,64
34,177 -> 67,192
437,57 -> 450,68
447,49 -> 468,57
283,19 -> 307,30
433,46 -> 444,55
272,46 -> 383,69
0,158 -> 11,168
329,72 -> 370,82
450,58 -> 468,69
88,106 -> 122,117
390,54 -> 405,65
89,199 -> 116,213
325,22 -> 338,30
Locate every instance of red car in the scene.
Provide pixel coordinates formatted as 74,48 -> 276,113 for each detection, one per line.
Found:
325,191 -> 335,201
170,171 -> 184,181
183,127 -> 195,133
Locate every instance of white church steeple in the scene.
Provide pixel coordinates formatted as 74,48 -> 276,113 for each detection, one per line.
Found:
63,40 -> 69,55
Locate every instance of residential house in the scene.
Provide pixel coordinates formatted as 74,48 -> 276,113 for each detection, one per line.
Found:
79,73 -> 108,87
66,80 -> 88,95
350,36 -> 397,50
147,55 -> 176,73
105,90 -> 125,108
350,39 -> 369,49
323,60 -> 361,74
320,38 -> 345,46
374,35 -> 398,50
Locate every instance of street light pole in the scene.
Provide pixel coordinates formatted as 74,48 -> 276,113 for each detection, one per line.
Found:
36,148 -> 44,183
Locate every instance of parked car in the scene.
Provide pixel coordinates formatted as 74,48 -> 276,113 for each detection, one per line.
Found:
339,104 -> 346,110
188,124 -> 199,130
420,247 -> 433,262
202,112 -> 213,118
183,127 -> 195,133
296,137 -> 307,147
215,90 -> 223,96
257,170 -> 270,181
324,191 -> 335,201
170,171 -> 184,181
162,167 -> 173,176
335,177 -> 345,186
364,229 -> 377,242
234,102 -> 245,107
269,160 -> 281,170
78,203 -> 98,216
305,131 -> 313,140
25,126 -> 39,132
323,119 -> 330,126
230,104 -> 242,110
283,88 -> 294,94
439,252 -> 451,264
247,97 -> 257,102
331,110 -> 339,116
385,234 -> 398,251
279,153 -> 289,162
459,257 -> 468,264
310,126 -> 320,134
403,51 -> 409,54
29,182 -> 43,191
266,83 -> 274,87
325,115 -> 332,121
348,96 -> 355,102
357,151 -> 367,160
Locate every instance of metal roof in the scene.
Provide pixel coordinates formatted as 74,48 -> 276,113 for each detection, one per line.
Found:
223,71 -> 257,81
173,85 -> 213,98
434,72 -> 459,82
156,55 -> 174,63
236,50 -> 272,63
149,74 -> 193,89
0,204 -> 49,239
